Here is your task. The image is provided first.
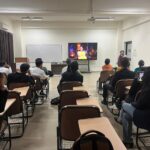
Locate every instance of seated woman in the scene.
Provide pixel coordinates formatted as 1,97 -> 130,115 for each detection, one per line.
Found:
0,73 -> 8,112
102,58 -> 113,71
134,60 -> 144,73
121,68 -> 150,148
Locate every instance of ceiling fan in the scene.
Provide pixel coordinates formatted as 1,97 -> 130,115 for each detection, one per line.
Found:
88,0 -> 114,23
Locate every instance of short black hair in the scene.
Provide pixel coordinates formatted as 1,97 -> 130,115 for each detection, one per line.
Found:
20,63 -> 30,73
0,62 -> 5,67
70,61 -> 78,72
105,59 -> 110,65
138,60 -> 144,67
35,58 -> 43,67
121,57 -> 130,68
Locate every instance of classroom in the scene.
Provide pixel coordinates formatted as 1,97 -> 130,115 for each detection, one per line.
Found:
0,0 -> 150,150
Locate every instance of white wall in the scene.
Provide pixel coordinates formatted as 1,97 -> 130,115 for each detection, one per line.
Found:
122,16 -> 150,69
19,21 -> 119,71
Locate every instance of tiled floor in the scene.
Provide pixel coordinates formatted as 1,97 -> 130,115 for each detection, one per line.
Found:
10,72 -> 147,150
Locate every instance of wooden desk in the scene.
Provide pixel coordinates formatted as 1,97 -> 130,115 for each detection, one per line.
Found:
0,99 -> 16,116
12,86 -> 29,97
79,117 -> 127,150
76,98 -> 103,113
73,86 -> 91,95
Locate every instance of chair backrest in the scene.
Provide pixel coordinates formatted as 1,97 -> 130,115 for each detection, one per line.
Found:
115,79 -> 133,99
32,76 -> 43,91
7,91 -> 23,115
61,81 -> 82,91
71,130 -> 114,150
99,71 -> 114,83
59,90 -> 89,109
59,105 -> 101,141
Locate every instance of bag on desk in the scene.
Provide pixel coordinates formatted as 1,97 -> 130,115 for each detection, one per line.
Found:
71,130 -> 114,150
0,90 -> 8,113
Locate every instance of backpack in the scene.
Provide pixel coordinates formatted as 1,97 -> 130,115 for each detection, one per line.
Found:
71,130 -> 114,150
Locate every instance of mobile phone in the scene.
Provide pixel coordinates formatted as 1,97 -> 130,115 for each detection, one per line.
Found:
138,72 -> 144,81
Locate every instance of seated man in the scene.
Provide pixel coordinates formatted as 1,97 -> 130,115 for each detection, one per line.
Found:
7,63 -> 35,86
51,61 -> 83,105
0,62 -> 12,75
102,57 -> 135,105
102,58 -> 113,71
121,68 -> 150,148
58,61 -> 83,93
30,58 -> 49,80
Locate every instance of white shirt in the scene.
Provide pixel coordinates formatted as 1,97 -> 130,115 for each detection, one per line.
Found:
61,66 -> 68,74
0,67 -> 12,75
30,67 -> 48,80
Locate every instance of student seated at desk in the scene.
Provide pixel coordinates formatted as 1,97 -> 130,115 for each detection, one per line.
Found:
134,60 -> 144,73
51,61 -> 83,105
30,58 -> 49,80
121,68 -> 150,148
0,73 -> 8,112
7,63 -> 35,86
0,61 -> 12,76
102,58 -> 113,71
58,61 -> 83,94
102,57 -> 135,105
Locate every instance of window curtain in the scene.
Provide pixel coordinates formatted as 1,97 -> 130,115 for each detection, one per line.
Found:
0,30 -> 14,64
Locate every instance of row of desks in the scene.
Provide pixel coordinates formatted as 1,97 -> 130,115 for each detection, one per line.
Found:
0,86 -> 29,117
72,85 -> 127,150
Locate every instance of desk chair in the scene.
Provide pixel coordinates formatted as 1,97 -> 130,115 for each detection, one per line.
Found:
33,76 -> 49,105
57,105 -> 100,150
98,70 -> 114,90
8,82 -> 35,117
7,91 -> 27,138
59,90 -> 89,110
112,79 -> 133,108
60,81 -> 82,93
0,118 -> 11,150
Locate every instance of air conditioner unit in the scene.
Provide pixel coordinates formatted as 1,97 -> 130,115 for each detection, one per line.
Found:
0,22 -> 8,31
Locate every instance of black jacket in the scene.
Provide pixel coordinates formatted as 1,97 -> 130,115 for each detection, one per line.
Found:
59,71 -> 83,84
7,72 -> 35,86
132,87 -> 150,110
111,68 -> 135,88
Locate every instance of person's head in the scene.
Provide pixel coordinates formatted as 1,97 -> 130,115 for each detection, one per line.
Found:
0,73 -> 5,88
20,63 -> 30,73
70,61 -> 78,72
0,62 -> 5,67
105,58 -> 110,65
120,57 -> 130,69
142,67 -> 150,87
120,50 -> 124,56
35,58 -> 43,68
138,60 -> 144,68
66,58 -> 71,66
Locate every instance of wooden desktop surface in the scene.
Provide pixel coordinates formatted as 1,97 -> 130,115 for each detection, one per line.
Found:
73,86 -> 91,95
76,98 -> 103,113
79,117 -> 127,150
0,99 -> 16,116
12,86 -> 29,97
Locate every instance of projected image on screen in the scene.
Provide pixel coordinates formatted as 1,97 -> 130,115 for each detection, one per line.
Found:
68,43 -> 97,60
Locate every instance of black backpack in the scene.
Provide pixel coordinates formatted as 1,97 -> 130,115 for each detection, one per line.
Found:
71,130 -> 114,150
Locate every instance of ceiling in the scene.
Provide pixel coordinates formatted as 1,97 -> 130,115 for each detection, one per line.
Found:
0,0 -> 150,22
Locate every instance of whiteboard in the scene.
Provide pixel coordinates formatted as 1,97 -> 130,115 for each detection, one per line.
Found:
26,44 -> 62,62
